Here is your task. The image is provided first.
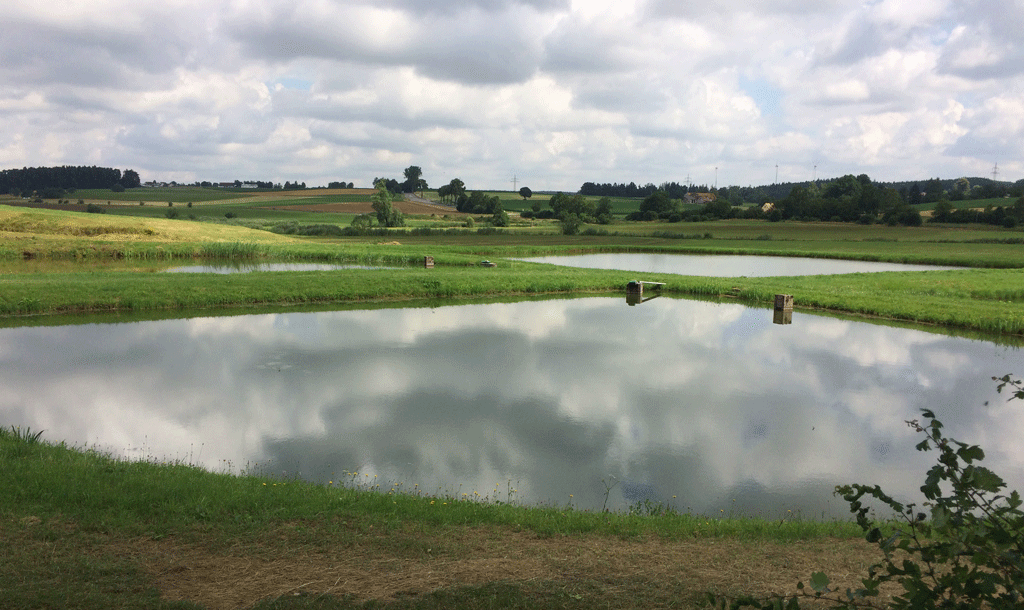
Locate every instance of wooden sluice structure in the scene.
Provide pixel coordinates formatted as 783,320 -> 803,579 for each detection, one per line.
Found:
626,280 -> 666,305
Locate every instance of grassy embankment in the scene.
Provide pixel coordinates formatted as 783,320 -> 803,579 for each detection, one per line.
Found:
2,426 -> 888,610
2,201 -> 1024,335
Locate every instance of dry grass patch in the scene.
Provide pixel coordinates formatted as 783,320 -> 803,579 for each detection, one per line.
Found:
99,526 -> 894,609
0,204 -> 300,244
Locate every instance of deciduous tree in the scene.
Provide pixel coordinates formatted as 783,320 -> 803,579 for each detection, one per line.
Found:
371,179 -> 405,227
403,166 -> 423,193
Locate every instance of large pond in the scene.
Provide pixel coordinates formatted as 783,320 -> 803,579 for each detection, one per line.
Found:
3,297 -> 1021,517
516,253 -> 958,276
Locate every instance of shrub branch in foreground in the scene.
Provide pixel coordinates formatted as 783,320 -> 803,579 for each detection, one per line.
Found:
714,375 -> 1024,609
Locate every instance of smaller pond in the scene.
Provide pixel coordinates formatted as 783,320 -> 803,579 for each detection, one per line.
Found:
162,263 -> 393,274
517,253 -> 959,277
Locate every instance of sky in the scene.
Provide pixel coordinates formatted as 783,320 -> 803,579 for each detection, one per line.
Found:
2,0 -> 1022,191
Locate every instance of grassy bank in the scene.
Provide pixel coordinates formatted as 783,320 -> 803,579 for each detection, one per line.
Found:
2,426 -> 878,609
3,204 -> 1024,336
3,259 -> 1024,335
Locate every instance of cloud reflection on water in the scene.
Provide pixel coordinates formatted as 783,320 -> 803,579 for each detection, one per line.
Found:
1,297 -> 1022,516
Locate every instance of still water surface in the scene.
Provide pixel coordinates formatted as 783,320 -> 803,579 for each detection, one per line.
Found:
2,297 -> 1021,516
517,253 -> 958,276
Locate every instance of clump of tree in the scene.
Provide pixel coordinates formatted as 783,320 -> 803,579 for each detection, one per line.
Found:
327,181 -> 355,189
437,179 -> 466,205
929,196 -> 1024,228
892,176 -> 1023,203
402,166 -> 427,194
519,186 -> 532,200
545,193 -> 597,234
371,179 -> 405,227
457,191 -> 503,215
491,203 -> 510,227
580,181 -> 659,198
372,177 -> 403,195
772,174 -> 922,226
0,166 -> 142,194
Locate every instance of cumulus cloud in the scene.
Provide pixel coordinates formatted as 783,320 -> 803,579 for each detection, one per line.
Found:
0,0 -> 1019,188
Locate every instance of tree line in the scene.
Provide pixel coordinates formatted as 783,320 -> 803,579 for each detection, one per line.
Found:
0,166 -> 140,197
580,176 -> 1024,207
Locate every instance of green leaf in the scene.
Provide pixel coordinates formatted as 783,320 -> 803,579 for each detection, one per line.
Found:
931,506 -> 952,531
921,466 -> 943,499
966,466 -> 1005,493
957,444 -> 985,463
809,572 -> 830,593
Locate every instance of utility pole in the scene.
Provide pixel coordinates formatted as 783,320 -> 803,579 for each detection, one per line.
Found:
993,163 -> 999,181
775,164 -> 779,184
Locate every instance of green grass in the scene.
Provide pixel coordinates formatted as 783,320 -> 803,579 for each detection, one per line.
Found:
0,427 -> 857,542
0,426 -> 866,609
2,260 -> 1024,335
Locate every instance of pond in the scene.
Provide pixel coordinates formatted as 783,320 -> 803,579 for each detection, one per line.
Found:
2,297 -> 1021,517
516,253 -> 958,276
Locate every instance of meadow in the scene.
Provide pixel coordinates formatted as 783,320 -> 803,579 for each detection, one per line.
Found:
3,188 -> 1024,608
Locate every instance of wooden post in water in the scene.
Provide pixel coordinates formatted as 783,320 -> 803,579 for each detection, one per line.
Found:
424,256 -> 434,269
627,281 -> 643,297
773,294 -> 793,325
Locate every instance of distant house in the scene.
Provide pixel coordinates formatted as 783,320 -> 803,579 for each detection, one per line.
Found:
762,202 -> 775,213
684,192 -> 717,204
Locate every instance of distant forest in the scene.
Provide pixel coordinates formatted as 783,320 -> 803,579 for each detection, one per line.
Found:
580,176 -> 1024,204
0,166 -> 140,196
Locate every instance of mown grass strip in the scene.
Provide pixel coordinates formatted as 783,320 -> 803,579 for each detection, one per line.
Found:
2,264 -> 1024,336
